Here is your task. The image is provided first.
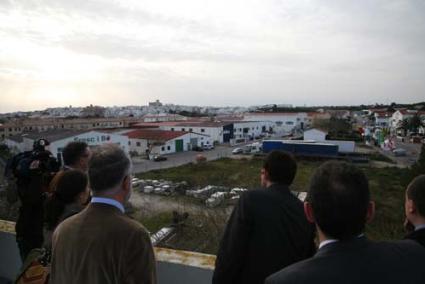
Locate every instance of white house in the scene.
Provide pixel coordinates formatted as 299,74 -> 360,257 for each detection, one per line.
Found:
391,110 -> 416,129
374,112 -> 392,128
124,129 -> 211,156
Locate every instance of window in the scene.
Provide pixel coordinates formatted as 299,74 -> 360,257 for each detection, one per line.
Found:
128,141 -> 131,145
285,121 -> 294,125
136,142 -> 141,147
182,128 -> 185,131
201,128 -> 205,132
167,146 -> 170,150
189,128 -> 193,132
171,128 -> 174,131
161,146 -> 165,151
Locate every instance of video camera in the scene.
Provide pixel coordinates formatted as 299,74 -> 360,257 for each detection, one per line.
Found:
30,139 -> 61,174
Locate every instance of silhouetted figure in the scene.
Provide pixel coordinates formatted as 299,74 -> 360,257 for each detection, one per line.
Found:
213,151 -> 315,284
266,161 -> 425,284
51,144 -> 156,284
404,175 -> 425,248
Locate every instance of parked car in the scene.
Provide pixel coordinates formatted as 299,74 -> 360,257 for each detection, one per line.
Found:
192,146 -> 204,152
232,148 -> 243,154
153,155 -> 167,161
392,148 -> 407,157
202,144 -> 214,150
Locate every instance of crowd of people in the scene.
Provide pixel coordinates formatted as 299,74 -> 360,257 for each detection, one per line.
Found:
7,141 -> 425,284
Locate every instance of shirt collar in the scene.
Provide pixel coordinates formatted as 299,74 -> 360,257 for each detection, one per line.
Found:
319,234 -> 365,249
415,224 -> 425,231
91,197 -> 125,213
319,239 -> 338,249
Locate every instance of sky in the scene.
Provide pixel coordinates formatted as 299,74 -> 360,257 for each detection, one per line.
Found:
0,0 -> 425,113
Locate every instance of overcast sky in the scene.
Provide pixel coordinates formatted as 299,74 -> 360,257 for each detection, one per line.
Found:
1,0 -> 424,112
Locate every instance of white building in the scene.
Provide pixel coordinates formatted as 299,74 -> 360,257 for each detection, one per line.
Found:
303,128 -> 355,153
243,112 -> 309,135
231,121 -> 269,143
142,114 -> 187,123
303,128 -> 327,141
20,130 -> 129,158
160,122 -> 232,144
391,110 -> 416,129
124,129 -> 211,156
3,135 -> 25,154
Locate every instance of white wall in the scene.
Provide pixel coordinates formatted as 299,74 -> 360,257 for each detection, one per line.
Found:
150,132 -> 212,155
3,139 -> 24,154
243,113 -> 308,135
160,126 -> 222,143
47,131 -> 129,157
128,138 -> 149,155
233,121 -> 266,139
304,129 -> 327,141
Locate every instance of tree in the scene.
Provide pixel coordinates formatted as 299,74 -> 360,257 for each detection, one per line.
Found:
397,119 -> 409,136
408,114 -> 423,133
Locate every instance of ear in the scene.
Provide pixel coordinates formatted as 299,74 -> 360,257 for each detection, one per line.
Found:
406,199 -> 416,214
366,201 -> 375,223
122,175 -> 130,193
304,202 -> 315,223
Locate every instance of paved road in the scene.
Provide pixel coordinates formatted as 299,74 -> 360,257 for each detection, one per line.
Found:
132,145 -> 238,174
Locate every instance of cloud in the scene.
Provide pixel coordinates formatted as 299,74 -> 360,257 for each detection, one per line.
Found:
1,0 -> 425,112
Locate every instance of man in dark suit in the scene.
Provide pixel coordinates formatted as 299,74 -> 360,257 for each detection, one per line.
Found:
404,174 -> 425,247
266,161 -> 425,284
51,144 -> 156,284
213,151 -> 316,284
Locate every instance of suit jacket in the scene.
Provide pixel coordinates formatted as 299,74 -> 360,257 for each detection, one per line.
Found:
266,237 -> 425,284
405,228 -> 425,248
213,184 -> 316,284
51,203 -> 156,284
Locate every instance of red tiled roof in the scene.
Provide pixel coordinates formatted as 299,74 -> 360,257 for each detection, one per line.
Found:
124,129 -> 187,141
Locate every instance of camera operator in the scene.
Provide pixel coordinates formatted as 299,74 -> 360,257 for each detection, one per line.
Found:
14,139 -> 60,261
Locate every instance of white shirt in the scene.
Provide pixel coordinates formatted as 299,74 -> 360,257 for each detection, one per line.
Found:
415,224 -> 425,231
318,234 -> 365,249
91,197 -> 125,213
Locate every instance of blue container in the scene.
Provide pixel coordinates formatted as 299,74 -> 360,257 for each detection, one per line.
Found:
262,140 -> 338,157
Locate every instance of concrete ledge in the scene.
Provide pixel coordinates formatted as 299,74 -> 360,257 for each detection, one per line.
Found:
0,219 -> 215,283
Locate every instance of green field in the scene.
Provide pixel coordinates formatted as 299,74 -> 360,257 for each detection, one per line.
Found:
137,157 -> 409,247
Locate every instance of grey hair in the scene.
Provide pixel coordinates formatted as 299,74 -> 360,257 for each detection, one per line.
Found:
88,144 -> 131,194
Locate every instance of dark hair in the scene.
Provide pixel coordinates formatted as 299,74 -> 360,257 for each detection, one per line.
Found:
62,142 -> 89,166
263,150 -> 297,185
88,144 -> 130,193
307,161 -> 370,240
407,175 -> 425,217
45,170 -> 88,230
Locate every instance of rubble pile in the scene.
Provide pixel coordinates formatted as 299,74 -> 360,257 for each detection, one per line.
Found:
131,178 -> 249,207
132,178 -> 188,196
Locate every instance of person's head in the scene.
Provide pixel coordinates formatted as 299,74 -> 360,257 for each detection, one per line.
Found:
62,141 -> 91,171
304,161 -> 375,240
88,144 -> 132,203
45,170 -> 89,230
261,151 -> 297,187
405,175 -> 425,226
